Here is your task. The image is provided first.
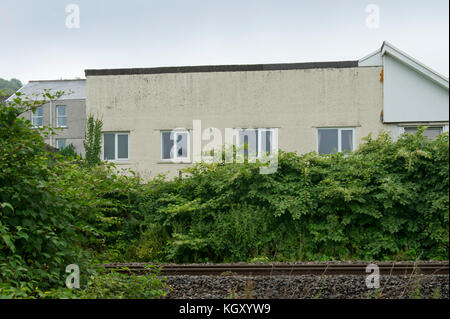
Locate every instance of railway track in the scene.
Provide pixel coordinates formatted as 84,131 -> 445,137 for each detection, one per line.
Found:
98,262 -> 449,276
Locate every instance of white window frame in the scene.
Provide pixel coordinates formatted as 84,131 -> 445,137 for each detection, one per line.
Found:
317,127 -> 356,154
160,130 -> 190,163
102,132 -> 130,162
443,125 -> 449,133
237,128 -> 276,158
401,125 -> 444,136
258,128 -> 276,157
56,105 -> 67,128
31,106 -> 43,128
237,128 -> 258,158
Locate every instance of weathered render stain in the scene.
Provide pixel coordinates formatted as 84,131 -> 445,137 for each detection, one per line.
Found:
86,66 -> 384,178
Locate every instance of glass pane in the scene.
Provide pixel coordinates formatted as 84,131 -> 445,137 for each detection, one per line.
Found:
57,139 -> 66,150
318,129 -> 338,155
34,107 -> 43,116
32,107 -> 43,127
423,127 -> 442,139
341,130 -> 353,153
103,134 -> 115,160
57,106 -> 66,116
176,132 -> 188,158
117,134 -> 128,159
239,129 -> 258,157
57,116 -> 67,127
162,132 -> 174,159
33,117 -> 43,127
261,130 -> 272,155
404,127 -> 443,140
404,127 -> 418,134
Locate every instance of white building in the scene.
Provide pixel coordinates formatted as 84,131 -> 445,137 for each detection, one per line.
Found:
83,42 -> 449,178
359,41 -> 449,139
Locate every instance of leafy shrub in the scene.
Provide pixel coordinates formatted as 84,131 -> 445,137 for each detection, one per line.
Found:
0,94 -> 164,298
83,115 -> 102,167
0,93 -> 81,297
125,223 -> 169,261
59,144 -> 79,159
79,266 -> 167,299
125,129 -> 449,262
50,162 -> 144,255
41,266 -> 168,299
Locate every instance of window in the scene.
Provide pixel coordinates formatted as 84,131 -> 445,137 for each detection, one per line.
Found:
259,129 -> 275,155
318,128 -> 355,155
56,139 -> 67,150
56,106 -> 67,127
103,133 -> 129,161
237,128 -> 276,157
238,129 -> 258,157
161,131 -> 190,162
404,126 -> 443,140
31,106 -> 43,127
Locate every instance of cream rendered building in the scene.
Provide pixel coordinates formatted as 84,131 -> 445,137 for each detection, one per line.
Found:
85,42 -> 448,178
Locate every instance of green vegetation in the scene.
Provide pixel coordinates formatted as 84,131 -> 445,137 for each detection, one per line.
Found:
0,91 -> 78,298
59,144 -> 80,159
83,115 -> 103,167
41,266 -> 167,299
0,93 -> 165,298
0,78 -> 22,96
1,91 -> 448,298
123,130 -> 448,263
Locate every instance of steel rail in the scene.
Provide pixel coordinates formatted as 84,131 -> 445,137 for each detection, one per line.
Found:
98,262 -> 449,276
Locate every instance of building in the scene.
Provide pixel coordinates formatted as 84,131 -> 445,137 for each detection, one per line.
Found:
7,79 -> 87,155
359,42 -> 449,139
84,42 -> 449,178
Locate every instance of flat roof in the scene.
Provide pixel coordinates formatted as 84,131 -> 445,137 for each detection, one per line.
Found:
85,61 -> 359,76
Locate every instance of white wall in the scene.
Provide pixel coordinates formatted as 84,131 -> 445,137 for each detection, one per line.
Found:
87,67 -> 384,178
383,55 -> 449,123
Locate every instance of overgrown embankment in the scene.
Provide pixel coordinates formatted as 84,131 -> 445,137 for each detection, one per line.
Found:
1,93 -> 448,297
122,130 -> 449,263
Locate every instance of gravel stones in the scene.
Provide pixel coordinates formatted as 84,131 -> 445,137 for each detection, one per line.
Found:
162,274 -> 449,299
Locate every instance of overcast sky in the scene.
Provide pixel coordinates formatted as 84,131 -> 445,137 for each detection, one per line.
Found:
0,0 -> 448,84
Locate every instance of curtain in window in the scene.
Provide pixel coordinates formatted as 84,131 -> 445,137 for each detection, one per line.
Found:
341,130 -> 353,153
318,129 -> 338,155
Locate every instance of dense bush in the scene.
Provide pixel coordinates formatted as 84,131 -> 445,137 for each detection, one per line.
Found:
0,93 -> 81,297
41,266 -> 168,299
0,96 -> 162,298
124,130 -> 449,263
59,144 -> 79,159
1,92 -> 448,298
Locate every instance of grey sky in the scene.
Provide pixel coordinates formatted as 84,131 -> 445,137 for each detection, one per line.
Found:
1,0 -> 448,84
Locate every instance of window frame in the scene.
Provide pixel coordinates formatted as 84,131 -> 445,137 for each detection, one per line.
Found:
237,128 -> 258,158
317,127 -> 355,155
236,128 -> 276,158
258,128 -> 276,156
31,106 -> 44,128
401,125 -> 444,139
102,132 -> 130,162
56,105 -> 67,128
160,130 -> 190,163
